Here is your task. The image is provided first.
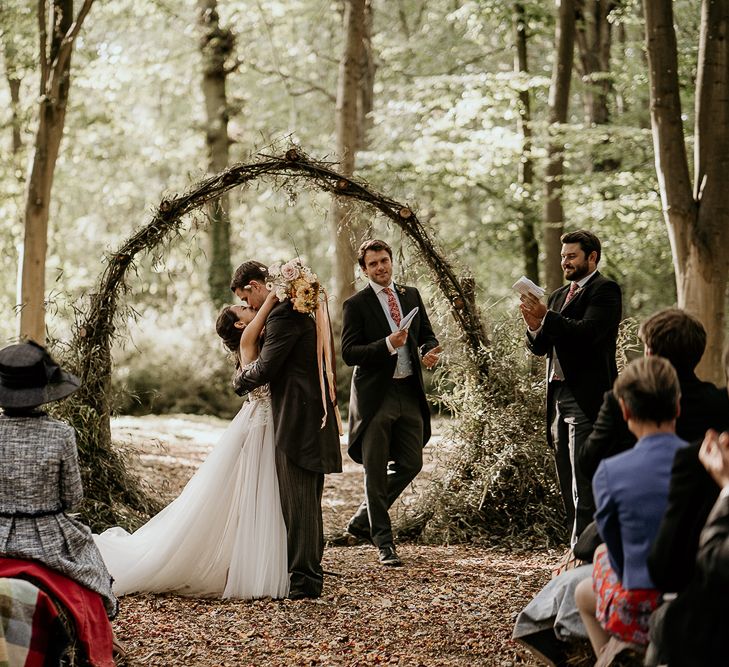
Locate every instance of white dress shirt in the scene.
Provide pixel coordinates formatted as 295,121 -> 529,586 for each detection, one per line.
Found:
369,280 -> 414,379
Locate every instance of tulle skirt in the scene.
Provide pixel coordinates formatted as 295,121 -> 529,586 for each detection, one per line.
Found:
94,397 -> 289,600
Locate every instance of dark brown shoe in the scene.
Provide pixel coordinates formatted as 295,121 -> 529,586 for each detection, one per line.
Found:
378,545 -> 402,567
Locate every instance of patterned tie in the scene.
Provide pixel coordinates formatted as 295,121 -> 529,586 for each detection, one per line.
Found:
383,287 -> 401,326
563,281 -> 579,307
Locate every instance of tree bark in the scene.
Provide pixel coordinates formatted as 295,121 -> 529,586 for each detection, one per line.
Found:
643,0 -> 729,383
3,39 -> 23,154
574,0 -> 618,171
514,1 -> 539,284
329,0 -> 368,310
197,0 -> 233,308
574,0 -> 614,126
543,0 -> 576,293
19,0 -> 93,344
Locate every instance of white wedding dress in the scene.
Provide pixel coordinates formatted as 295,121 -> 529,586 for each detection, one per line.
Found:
93,383 -> 289,599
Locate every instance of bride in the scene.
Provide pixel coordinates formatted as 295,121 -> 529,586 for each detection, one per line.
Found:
94,291 -> 288,599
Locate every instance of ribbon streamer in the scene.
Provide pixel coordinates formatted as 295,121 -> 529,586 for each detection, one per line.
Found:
316,290 -> 344,435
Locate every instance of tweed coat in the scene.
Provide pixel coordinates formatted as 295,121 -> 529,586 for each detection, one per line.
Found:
0,413 -> 117,617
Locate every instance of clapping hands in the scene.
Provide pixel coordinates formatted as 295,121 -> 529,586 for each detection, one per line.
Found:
699,429 -> 729,490
520,293 -> 547,330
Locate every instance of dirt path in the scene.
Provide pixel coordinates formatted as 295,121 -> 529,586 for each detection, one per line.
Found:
110,415 -> 558,666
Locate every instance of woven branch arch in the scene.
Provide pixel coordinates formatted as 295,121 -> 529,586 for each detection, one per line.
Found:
65,149 -> 489,529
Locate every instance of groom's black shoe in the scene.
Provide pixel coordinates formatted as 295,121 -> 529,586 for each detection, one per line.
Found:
378,545 -> 402,567
346,522 -> 373,545
288,589 -> 320,601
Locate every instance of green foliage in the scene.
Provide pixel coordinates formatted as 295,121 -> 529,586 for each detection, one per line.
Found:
399,314 -> 567,547
111,313 -> 242,418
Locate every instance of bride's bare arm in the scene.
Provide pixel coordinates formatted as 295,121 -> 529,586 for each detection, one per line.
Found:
239,291 -> 279,364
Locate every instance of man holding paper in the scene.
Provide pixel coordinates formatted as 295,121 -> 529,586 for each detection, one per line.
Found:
342,239 -> 441,567
519,230 -> 622,547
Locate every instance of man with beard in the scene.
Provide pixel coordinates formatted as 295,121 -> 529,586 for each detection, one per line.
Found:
520,230 -> 622,547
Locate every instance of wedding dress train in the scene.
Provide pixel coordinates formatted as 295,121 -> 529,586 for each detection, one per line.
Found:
94,387 -> 289,599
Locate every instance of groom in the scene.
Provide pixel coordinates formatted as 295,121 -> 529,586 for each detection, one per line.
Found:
230,260 -> 342,599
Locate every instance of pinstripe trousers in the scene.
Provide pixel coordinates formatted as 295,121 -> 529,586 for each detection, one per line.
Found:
275,446 -> 325,597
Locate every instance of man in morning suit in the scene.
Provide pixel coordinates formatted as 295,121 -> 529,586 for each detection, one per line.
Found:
231,261 -> 342,599
520,229 -> 622,545
342,239 -> 441,567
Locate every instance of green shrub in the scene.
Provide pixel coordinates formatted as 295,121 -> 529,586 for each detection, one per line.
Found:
111,316 -> 241,418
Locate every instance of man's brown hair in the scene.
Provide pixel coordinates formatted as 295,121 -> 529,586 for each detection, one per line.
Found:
230,261 -> 268,293
560,229 -> 602,264
357,239 -> 393,268
613,356 -> 680,424
639,308 -> 706,375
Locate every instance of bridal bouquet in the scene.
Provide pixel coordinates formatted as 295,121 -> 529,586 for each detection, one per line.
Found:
266,259 -> 321,314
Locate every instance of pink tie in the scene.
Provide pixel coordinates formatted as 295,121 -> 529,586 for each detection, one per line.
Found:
383,287 -> 401,326
563,281 -> 579,307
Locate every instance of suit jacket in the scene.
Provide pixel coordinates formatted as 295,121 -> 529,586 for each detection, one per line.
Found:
234,301 -> 342,474
579,376 -> 729,482
526,272 -> 622,442
593,432 -> 687,590
658,493 -> 729,666
647,442 -> 720,593
342,284 -> 439,464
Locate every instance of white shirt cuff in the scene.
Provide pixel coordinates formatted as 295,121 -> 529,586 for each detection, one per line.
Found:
385,336 -> 396,355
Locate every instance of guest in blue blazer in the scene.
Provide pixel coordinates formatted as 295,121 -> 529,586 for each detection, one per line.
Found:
575,356 -> 687,657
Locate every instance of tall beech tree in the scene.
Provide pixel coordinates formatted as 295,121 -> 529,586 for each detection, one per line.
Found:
19,0 -> 93,343
543,0 -> 576,292
643,0 -> 729,383
574,0 -> 615,127
329,0 -> 370,310
514,1 -> 539,284
198,0 -> 234,307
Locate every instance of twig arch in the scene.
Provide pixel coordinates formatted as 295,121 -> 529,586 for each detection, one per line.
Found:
66,149 -> 489,528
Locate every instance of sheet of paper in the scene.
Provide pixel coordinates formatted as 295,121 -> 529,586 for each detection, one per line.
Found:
511,276 -> 545,299
398,306 -> 419,330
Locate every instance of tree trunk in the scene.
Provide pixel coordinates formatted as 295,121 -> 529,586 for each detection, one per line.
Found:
329,0 -> 368,310
20,0 -> 93,343
643,0 -> 729,383
543,0 -> 576,293
514,1 -> 539,284
198,0 -> 233,308
574,0 -> 614,126
574,0 -> 618,171
3,40 -> 23,154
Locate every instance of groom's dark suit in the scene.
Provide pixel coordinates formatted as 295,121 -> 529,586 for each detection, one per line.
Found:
342,282 -> 439,548
526,271 -> 622,542
235,300 -> 341,597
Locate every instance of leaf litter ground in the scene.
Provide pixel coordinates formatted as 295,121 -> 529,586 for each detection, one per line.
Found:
110,414 -> 560,666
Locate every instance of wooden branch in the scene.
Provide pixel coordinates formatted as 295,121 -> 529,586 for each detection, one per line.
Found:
247,61 -> 336,103
53,0 -> 94,77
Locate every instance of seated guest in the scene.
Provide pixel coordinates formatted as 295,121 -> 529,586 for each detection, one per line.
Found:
0,341 -> 116,665
578,308 -> 729,482
647,429 -> 729,666
645,349 -> 729,665
575,356 -> 686,658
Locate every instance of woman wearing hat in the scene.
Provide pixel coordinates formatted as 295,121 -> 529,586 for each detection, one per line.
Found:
0,340 -> 117,620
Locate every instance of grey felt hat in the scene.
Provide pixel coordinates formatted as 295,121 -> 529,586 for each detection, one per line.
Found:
0,341 -> 80,409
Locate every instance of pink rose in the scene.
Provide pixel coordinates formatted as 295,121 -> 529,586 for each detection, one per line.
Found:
280,261 -> 300,281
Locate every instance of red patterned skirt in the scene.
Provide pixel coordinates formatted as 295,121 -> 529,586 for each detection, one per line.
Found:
592,546 -> 661,645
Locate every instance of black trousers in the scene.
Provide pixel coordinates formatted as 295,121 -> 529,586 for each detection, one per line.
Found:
275,447 -> 325,597
550,382 -> 596,545
349,378 -> 424,548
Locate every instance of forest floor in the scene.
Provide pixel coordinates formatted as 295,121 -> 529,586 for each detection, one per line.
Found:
109,414 -> 566,666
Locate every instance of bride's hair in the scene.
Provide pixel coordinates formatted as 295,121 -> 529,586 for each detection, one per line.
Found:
215,306 -> 244,362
